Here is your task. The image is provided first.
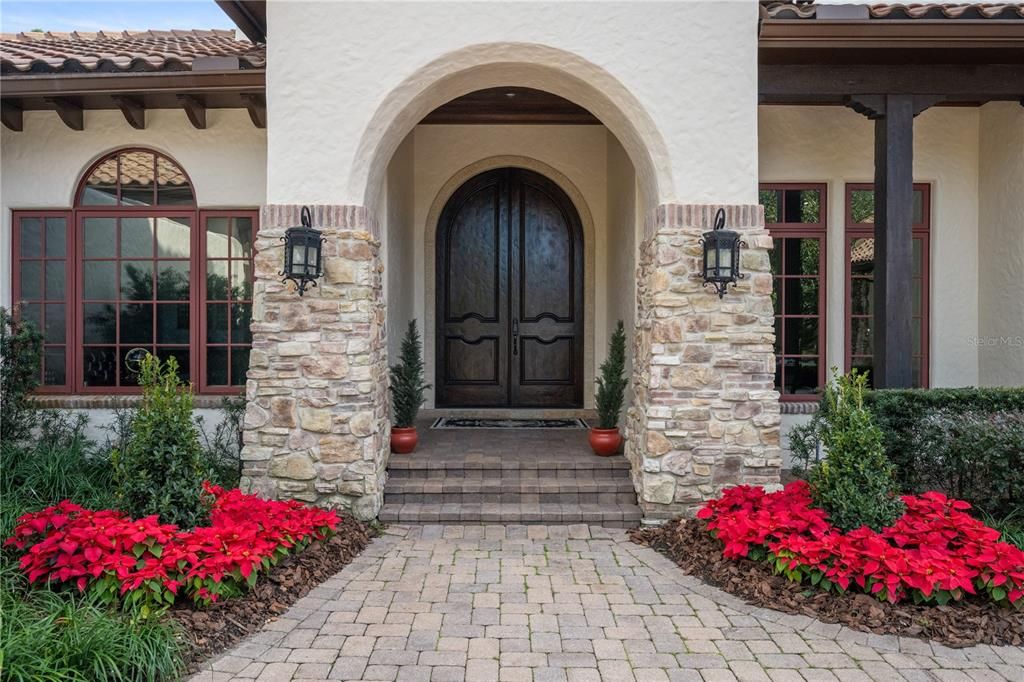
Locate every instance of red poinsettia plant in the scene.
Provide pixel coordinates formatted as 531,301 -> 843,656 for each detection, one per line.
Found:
697,481 -> 1024,608
4,484 -> 339,618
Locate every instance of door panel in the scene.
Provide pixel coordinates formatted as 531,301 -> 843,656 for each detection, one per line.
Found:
436,168 -> 583,408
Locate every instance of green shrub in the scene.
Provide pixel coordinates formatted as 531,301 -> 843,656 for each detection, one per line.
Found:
0,306 -> 42,443
1,412 -> 116,542
807,370 -> 905,532
196,394 -> 245,488
595,321 -> 628,429
910,408 -> 1024,519
0,564 -> 182,682
112,354 -> 208,529
862,387 -> 1024,499
390,320 -> 430,428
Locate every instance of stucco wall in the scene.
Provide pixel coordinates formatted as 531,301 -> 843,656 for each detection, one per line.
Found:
0,108 -> 267,309
978,102 -> 1024,387
606,132 -> 638,410
759,105 -> 981,388
265,0 -> 760,210
384,134 -> 416,361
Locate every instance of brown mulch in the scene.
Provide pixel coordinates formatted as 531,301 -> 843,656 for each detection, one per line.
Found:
630,518 -> 1024,649
170,516 -> 375,671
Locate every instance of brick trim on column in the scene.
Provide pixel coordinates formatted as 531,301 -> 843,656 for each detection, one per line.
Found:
625,203 -> 782,520
242,204 -> 389,520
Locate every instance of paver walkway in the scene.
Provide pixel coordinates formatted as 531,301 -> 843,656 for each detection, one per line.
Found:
191,525 -> 1024,682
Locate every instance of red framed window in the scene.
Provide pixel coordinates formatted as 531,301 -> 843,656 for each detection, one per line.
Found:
760,183 -> 827,399
844,183 -> 930,388
10,148 -> 257,394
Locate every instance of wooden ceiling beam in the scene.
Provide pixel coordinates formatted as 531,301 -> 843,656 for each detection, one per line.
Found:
112,94 -> 145,129
241,92 -> 265,128
177,94 -> 207,129
2,100 -> 23,131
44,97 -> 83,130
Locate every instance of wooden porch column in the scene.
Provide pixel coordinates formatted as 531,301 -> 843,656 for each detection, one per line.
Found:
873,94 -> 915,388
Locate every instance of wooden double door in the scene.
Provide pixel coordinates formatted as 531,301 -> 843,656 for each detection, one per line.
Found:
436,168 -> 584,408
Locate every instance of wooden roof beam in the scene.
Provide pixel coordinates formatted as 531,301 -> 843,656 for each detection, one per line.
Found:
178,94 -> 207,129
2,100 -> 23,131
112,94 -> 145,129
44,97 -> 83,130
241,92 -> 265,128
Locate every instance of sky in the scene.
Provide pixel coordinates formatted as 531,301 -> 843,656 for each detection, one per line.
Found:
0,0 -> 235,34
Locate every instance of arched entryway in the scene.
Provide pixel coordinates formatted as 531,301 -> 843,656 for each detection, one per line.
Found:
435,167 -> 584,408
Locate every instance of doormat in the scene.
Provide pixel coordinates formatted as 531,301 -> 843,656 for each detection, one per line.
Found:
431,417 -> 589,430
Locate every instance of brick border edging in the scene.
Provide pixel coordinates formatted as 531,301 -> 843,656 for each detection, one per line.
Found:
29,395 -> 229,409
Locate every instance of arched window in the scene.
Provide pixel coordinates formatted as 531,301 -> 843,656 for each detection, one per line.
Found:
11,148 -> 256,394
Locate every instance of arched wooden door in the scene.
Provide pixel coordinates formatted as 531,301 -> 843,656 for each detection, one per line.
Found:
436,168 -> 584,408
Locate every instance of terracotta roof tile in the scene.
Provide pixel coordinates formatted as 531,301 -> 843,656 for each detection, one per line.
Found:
0,28 -> 265,75
761,1 -> 1024,21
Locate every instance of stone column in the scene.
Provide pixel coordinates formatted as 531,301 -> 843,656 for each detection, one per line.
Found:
624,204 -> 782,520
241,204 -> 389,521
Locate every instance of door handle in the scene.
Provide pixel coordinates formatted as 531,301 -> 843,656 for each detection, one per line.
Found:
512,319 -> 519,356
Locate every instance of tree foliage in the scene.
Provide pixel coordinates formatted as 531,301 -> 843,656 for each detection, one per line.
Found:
390,320 -> 430,428
1,306 -> 42,443
595,321 -> 628,429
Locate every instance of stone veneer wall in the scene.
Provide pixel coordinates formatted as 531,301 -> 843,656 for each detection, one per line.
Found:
241,204 -> 389,521
624,204 -> 782,520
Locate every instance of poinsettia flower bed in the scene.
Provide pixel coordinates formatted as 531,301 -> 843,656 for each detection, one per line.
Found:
4,484 -> 340,618
697,481 -> 1024,607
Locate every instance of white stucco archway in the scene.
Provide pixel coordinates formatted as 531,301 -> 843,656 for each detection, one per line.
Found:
350,42 -> 672,216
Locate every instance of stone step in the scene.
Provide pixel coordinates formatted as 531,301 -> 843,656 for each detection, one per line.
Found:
378,502 -> 642,527
387,455 -> 631,481
385,477 -> 637,505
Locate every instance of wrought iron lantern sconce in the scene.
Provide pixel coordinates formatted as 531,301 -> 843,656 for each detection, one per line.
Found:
700,208 -> 746,299
280,206 -> 325,296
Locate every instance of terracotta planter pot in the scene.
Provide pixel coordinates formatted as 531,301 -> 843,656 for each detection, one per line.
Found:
390,426 -> 418,454
588,427 -> 622,457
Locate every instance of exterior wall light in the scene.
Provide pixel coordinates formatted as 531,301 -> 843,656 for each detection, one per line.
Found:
281,206 -> 325,296
700,208 -> 746,298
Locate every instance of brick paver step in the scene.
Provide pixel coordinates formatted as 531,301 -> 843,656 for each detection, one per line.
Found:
385,476 -> 637,506
377,502 -> 643,526
387,456 -> 631,480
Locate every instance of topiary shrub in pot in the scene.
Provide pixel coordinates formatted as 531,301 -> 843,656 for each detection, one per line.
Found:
590,320 -> 627,456
390,320 -> 430,454
807,369 -> 905,532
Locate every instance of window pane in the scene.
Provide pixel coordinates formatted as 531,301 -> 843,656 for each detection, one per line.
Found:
45,303 -> 65,343
913,189 -> 925,225
850,318 -> 873,356
157,304 -> 190,344
234,218 -> 253,259
207,347 -> 229,385
773,317 -> 782,355
769,241 -> 781,273
850,190 -> 874,224
83,347 -> 117,386
912,281 -> 922,316
781,279 -> 818,316
207,304 -> 229,343
120,303 -> 153,344
783,317 -> 818,355
913,238 -> 923,277
231,303 -> 252,343
81,157 -> 118,205
156,348 -> 190,384
850,238 -> 874,274
781,238 -> 819,275
45,218 -> 66,257
19,261 -> 42,300
783,357 -> 820,394
156,156 -> 194,205
119,151 -> 156,206
19,218 -> 42,257
912,323 -> 921,356
120,217 -> 154,258
83,217 -> 116,257
851,278 -> 873,315
21,303 -> 41,334
912,361 -> 922,389
82,261 -> 117,300
45,261 -> 66,300
120,347 -> 152,387
784,189 -> 821,223
43,347 -> 66,386
157,262 -> 190,300
851,357 -> 875,388
83,304 -> 116,343
207,261 -> 230,300
206,217 -> 230,258
157,217 -> 191,258
121,261 -> 154,300
760,190 -> 780,224
231,261 -> 253,300
231,348 -> 250,386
